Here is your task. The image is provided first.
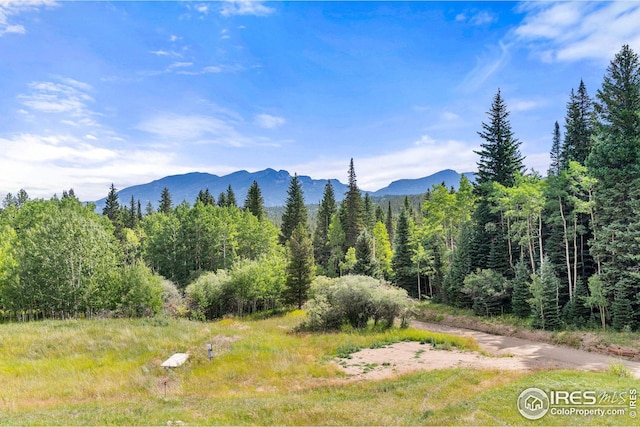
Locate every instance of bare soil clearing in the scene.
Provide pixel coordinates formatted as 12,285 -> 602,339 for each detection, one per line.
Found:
334,321 -> 640,380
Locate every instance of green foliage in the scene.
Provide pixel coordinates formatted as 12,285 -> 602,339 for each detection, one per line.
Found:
562,79 -> 594,167
443,221 -> 473,308
326,213 -> 346,277
462,269 -> 510,317
585,274 -> 608,330
158,187 -> 173,214
279,174 -> 309,245
243,180 -> 265,220
392,208 -> 416,297
113,262 -> 164,317
511,260 -> 532,318
372,221 -> 393,279
184,270 -> 231,320
313,180 -> 337,272
341,159 -> 364,248
353,230 -> 380,278
528,258 -> 561,330
285,224 -> 315,309
300,275 -> 413,331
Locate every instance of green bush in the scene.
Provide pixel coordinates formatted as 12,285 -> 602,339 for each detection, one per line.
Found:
300,275 -> 413,331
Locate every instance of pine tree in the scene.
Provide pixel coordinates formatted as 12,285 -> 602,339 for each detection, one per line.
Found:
511,260 -> 532,318
587,44 -> 640,330
385,201 -> 394,243
145,201 -> 154,215
217,192 -> 227,208
443,221 -> 473,307
313,180 -> 337,271
549,121 -> 562,176
362,193 -> 376,232
475,89 -> 524,187
158,187 -> 173,214
244,180 -> 265,220
529,258 -> 561,330
137,199 -> 143,221
327,213 -> 346,277
102,183 -> 120,222
284,223 -> 315,309
279,174 -> 309,245
226,185 -> 237,208
341,159 -> 364,248
392,207 -> 416,297
353,230 -> 380,278
562,80 -> 594,167
196,189 -> 215,206
471,89 -> 524,276
127,195 -> 137,229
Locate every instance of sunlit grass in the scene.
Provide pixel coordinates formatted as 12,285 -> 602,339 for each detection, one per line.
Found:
0,312 -> 635,425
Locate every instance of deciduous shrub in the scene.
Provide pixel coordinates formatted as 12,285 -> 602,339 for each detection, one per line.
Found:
299,275 -> 413,331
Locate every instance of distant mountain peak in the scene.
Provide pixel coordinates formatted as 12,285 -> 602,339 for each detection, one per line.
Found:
91,168 -> 475,210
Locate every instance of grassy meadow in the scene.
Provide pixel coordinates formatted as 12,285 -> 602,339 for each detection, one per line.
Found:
0,312 -> 637,425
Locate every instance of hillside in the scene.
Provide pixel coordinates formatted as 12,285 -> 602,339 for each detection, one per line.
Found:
92,168 -> 475,210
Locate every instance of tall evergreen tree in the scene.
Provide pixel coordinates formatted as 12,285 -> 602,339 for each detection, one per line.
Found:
137,199 -> 143,222
284,223 -> 315,309
280,174 -> 309,245
443,221 -> 473,307
353,230 -> 380,278
392,207 -> 416,297
549,121 -> 562,176
226,185 -> 237,208
341,159 -> 364,249
362,193 -> 376,232
102,183 -> 120,223
127,195 -> 137,229
244,180 -> 265,220
511,259 -> 532,318
471,89 -> 525,276
475,89 -> 524,188
158,187 -> 173,214
196,189 -> 215,206
562,80 -> 594,167
313,180 -> 337,271
587,44 -> 640,330
385,201 -> 394,243
529,258 -> 561,330
217,192 -> 227,208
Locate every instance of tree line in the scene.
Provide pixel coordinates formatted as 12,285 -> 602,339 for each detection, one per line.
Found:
1,45 -> 639,331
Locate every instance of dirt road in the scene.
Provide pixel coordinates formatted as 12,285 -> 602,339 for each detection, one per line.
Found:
413,320 -> 640,378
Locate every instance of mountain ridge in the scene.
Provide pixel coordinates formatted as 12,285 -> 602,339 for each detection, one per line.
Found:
92,168 -> 476,210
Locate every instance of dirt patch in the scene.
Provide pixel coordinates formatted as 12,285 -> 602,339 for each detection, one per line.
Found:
334,342 -> 530,381
419,311 -> 640,361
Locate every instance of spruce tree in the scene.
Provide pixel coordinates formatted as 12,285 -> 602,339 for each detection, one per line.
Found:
158,187 -> 173,214
362,193 -> 376,232
475,89 -> 524,187
284,223 -> 315,309
341,158 -> 364,248
244,180 -> 265,220
102,183 -> 120,222
549,121 -> 562,176
529,258 -> 561,330
443,221 -> 473,307
279,174 -> 309,245
385,201 -> 394,243
217,192 -> 227,208
562,80 -> 594,167
353,230 -> 380,278
226,185 -> 237,208
587,44 -> 640,330
471,89 -> 524,276
313,180 -> 337,271
511,260 -> 532,318
392,207 -> 416,297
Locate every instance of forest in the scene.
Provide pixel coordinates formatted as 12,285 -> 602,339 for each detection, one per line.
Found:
1,45 -> 640,332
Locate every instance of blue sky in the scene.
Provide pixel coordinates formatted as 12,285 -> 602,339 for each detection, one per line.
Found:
1,1 -> 640,201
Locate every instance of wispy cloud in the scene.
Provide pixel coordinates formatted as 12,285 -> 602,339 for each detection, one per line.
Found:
220,0 -> 274,17
17,78 -> 98,126
0,0 -> 57,36
255,113 -> 285,129
150,49 -> 183,58
455,10 -> 496,26
136,112 -> 283,148
458,41 -> 511,92
514,1 -> 640,63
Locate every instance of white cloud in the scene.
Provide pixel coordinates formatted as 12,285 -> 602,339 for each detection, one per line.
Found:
150,49 -> 183,58
458,41 -> 511,92
136,112 -> 282,148
510,98 -> 545,113
255,113 -> 285,129
455,10 -> 496,26
220,0 -> 274,17
18,79 -> 97,122
0,132 -> 192,201
0,0 -> 57,36
514,1 -> 640,63
442,111 -> 460,121
292,137 -> 479,191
